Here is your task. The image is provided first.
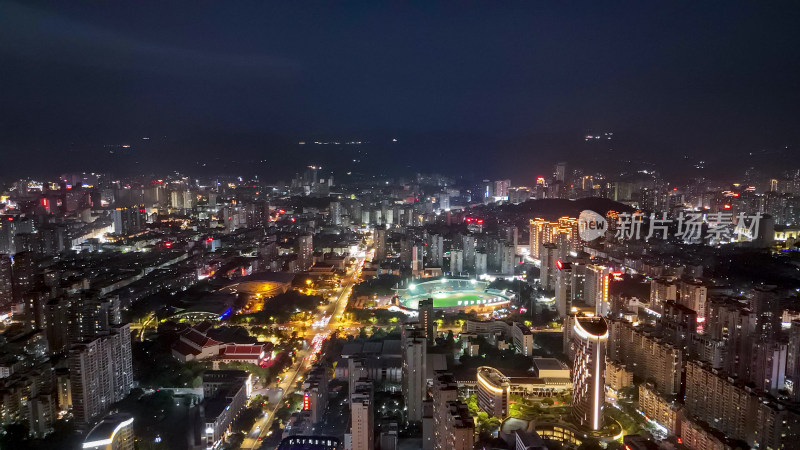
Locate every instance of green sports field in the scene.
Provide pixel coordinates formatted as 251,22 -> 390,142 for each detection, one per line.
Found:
432,294 -> 483,308
404,292 -> 510,308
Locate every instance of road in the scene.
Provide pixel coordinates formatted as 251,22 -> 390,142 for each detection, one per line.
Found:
240,255 -> 365,449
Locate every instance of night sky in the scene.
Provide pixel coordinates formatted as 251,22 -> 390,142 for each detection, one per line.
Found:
1,1 -> 799,182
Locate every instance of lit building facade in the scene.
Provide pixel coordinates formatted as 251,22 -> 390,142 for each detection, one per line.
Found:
571,316 -> 607,431
476,366 -> 509,417
82,413 -> 134,450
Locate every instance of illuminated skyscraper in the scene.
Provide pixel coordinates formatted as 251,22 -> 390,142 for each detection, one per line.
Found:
571,316 -> 608,431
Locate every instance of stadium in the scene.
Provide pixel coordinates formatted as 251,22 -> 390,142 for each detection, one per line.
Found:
393,278 -> 515,312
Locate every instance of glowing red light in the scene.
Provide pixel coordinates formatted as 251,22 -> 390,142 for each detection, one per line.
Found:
303,392 -> 310,410
278,209 -> 285,214
465,218 -> 472,223
556,260 -> 564,270
206,237 -> 213,242
733,193 -> 740,197
476,219 -> 483,224
697,317 -> 705,323
291,218 -> 296,222
723,204 -> 732,209
41,198 -> 48,207
164,242 -> 173,248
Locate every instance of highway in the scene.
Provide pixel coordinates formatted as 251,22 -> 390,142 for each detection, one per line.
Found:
240,255 -> 365,449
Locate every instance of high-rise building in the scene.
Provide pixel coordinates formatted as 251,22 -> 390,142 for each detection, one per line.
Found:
787,320 -> 800,400
751,286 -> 781,340
418,298 -> 435,342
302,365 -> 329,424
499,242 -> 516,276
571,316 -> 607,431
374,228 -> 386,262
684,360 -> 751,441
69,324 -> 134,426
444,401 -> 475,450
539,243 -> 558,291
428,234 -> 444,268
529,216 -> 580,260
583,263 -> 611,315
554,260 -> 573,317
450,250 -> 463,275
554,162 -> 567,183
112,204 -> 146,236
474,251 -> 487,274
638,383 -> 681,435
432,371 -> 459,450
329,201 -> 342,225
494,179 -> 511,199
460,234 -> 476,272
11,251 -> 35,304
0,254 -> 12,315
350,379 -> 374,450
678,279 -> 708,319
296,234 -> 313,271
607,319 -> 684,396
403,333 -> 426,422
706,298 -> 757,379
749,339 -> 787,393
650,278 -> 677,313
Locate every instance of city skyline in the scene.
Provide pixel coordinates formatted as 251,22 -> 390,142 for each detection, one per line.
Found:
2,2 -> 800,450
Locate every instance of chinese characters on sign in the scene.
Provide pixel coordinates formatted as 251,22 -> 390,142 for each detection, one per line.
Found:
612,212 -> 762,243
